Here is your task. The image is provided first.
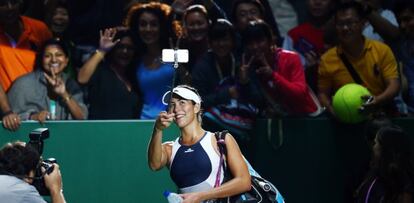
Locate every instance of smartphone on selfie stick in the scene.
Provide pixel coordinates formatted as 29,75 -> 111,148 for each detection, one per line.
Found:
162,49 -> 189,110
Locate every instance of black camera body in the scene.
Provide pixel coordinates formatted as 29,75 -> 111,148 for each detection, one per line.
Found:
27,128 -> 57,196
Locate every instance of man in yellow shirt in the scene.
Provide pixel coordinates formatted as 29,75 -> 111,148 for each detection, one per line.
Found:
318,1 -> 400,116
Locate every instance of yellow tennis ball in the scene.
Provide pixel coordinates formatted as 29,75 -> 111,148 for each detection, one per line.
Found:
332,83 -> 371,123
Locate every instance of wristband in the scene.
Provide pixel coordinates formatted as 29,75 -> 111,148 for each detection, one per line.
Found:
96,49 -> 107,56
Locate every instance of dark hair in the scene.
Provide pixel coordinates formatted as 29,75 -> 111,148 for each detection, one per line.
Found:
106,29 -> 137,62
241,19 -> 273,45
208,19 -> 236,42
230,0 -> 264,23
183,4 -> 209,27
364,115 -> 393,146
0,141 -> 40,177
104,29 -> 139,92
125,2 -> 173,54
35,38 -> 70,70
373,125 -> 414,201
375,126 -> 412,168
335,1 -> 366,20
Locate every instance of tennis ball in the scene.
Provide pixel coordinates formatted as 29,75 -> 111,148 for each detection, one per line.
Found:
332,83 -> 371,123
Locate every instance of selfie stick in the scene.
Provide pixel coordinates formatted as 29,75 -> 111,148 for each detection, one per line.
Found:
167,49 -> 181,111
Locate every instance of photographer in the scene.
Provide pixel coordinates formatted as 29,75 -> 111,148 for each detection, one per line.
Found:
0,141 -> 66,203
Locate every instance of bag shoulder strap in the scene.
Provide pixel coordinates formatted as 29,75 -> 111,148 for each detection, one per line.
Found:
214,130 -> 228,155
339,53 -> 364,84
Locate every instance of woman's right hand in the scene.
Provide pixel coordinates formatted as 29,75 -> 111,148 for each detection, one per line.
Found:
239,53 -> 254,84
30,110 -> 50,123
154,111 -> 175,131
2,112 -> 21,131
98,28 -> 120,53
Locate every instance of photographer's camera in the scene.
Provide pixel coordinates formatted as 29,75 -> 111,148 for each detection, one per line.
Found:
26,128 -> 58,196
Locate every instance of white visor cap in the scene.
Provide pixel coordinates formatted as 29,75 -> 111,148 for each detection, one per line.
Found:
162,87 -> 202,105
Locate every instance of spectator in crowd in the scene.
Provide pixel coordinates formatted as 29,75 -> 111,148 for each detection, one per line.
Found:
332,0 -> 399,45
318,2 -> 400,118
0,141 -> 66,203
125,2 -> 176,119
240,20 -> 322,118
192,19 -> 257,145
182,4 -> 210,70
45,0 -> 69,39
353,0 -> 406,115
8,38 -> 87,123
148,85 -> 251,201
355,0 -> 400,43
78,28 -> 142,119
355,125 -> 414,203
0,0 -> 52,92
230,0 -> 281,45
44,0 -> 80,79
394,1 -> 414,114
283,0 -> 336,92
0,87 -> 20,131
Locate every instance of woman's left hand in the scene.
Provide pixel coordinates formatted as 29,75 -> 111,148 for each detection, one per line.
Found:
180,192 -> 203,203
44,69 -> 66,96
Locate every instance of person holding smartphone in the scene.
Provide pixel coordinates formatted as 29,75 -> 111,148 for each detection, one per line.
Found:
147,85 -> 251,202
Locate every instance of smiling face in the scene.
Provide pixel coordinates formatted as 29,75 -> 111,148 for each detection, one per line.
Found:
185,11 -> 209,42
138,11 -> 160,45
170,97 -> 200,128
245,36 -> 272,66
235,3 -> 262,31
335,8 -> 364,44
210,33 -> 234,58
112,36 -> 135,67
50,7 -> 69,34
42,45 -> 68,75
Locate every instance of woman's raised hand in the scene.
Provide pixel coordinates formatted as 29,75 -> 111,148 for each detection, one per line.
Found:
255,54 -> 273,79
99,28 -> 120,53
239,53 -> 254,84
154,111 -> 175,131
44,68 -> 66,96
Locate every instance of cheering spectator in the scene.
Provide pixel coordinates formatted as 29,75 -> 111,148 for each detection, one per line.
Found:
78,28 -> 142,119
125,2 -> 176,119
8,38 -> 87,123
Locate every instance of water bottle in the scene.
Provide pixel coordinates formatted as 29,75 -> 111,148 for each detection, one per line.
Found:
49,100 -> 56,120
163,191 -> 183,203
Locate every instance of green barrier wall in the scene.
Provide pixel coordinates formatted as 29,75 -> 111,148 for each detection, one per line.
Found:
0,120 -> 178,203
0,118 -> 413,203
